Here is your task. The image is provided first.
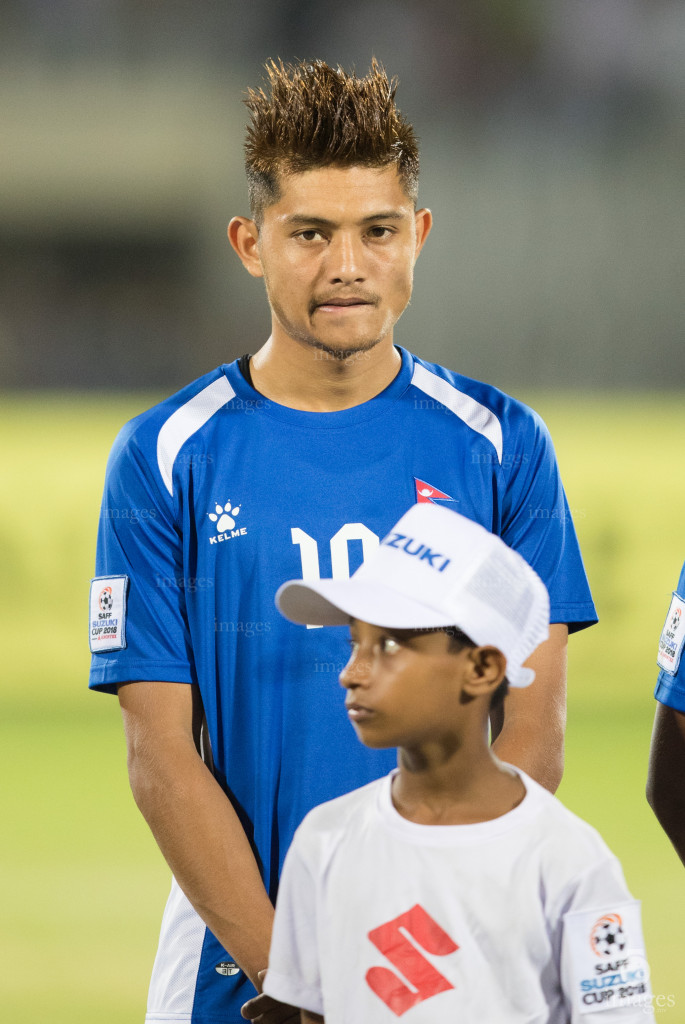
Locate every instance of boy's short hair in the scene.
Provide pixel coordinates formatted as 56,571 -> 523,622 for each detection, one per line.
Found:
243,58 -> 420,223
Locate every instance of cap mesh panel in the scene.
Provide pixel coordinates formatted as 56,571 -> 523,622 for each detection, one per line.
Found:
465,549 -> 533,632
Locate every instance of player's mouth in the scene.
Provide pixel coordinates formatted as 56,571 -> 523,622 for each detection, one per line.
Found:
312,296 -> 375,314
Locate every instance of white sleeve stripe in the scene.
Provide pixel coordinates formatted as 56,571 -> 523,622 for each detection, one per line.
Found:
157,377 -> 235,495
411,363 -> 503,465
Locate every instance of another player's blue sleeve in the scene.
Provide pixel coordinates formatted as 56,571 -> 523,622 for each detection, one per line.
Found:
89,420 -> 195,694
654,560 -> 685,712
499,408 -> 596,633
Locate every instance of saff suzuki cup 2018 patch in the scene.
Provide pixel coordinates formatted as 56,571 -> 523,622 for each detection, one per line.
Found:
657,591 -> 685,675
564,901 -> 651,1015
89,575 -> 128,653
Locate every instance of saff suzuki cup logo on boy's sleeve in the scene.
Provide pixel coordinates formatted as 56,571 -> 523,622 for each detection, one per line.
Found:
657,592 -> 685,674
590,914 -> 626,958
365,905 -> 459,1017
564,903 -> 652,1016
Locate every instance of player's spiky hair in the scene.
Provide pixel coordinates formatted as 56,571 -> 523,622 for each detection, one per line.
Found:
243,58 -> 419,222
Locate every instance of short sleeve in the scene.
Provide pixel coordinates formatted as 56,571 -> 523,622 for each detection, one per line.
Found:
262,828 -> 324,1015
654,560 -> 685,712
500,409 -> 596,633
88,421 -> 195,693
559,859 -> 654,1022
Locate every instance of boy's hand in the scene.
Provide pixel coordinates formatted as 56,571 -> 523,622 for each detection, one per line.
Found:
240,970 -> 300,1022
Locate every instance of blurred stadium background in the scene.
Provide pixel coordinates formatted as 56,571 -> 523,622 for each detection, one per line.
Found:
1,1 -> 684,1020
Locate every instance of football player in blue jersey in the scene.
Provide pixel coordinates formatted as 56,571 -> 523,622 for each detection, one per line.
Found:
647,560 -> 685,866
90,60 -> 596,1024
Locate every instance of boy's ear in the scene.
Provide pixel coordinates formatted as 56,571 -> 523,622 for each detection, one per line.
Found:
462,646 -> 507,698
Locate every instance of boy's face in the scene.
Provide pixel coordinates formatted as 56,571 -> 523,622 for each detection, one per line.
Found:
340,620 -> 471,750
230,164 -> 432,359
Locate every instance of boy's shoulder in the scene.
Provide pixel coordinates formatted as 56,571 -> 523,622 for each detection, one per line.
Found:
301,776 -> 383,832
520,771 -> 617,870
283,779 -> 386,884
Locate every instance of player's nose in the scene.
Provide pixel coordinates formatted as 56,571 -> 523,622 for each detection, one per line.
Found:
326,231 -> 366,284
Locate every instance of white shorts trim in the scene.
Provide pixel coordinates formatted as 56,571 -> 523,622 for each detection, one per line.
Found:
147,877 -> 206,1019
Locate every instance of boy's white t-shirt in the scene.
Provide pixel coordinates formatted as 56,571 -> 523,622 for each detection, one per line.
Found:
264,770 -> 654,1023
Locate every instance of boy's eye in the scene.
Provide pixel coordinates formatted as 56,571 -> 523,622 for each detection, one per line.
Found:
346,635 -> 401,655
380,637 -> 401,655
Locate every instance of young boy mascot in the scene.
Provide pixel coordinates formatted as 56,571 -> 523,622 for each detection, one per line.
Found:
257,504 -> 653,1023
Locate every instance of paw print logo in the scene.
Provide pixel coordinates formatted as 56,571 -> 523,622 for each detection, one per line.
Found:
208,502 -> 241,533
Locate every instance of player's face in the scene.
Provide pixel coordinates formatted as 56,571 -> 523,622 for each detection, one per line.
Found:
235,165 -> 431,359
340,621 -> 469,750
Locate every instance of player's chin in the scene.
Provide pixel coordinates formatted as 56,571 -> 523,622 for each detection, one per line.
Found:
308,316 -> 388,349
310,333 -> 382,359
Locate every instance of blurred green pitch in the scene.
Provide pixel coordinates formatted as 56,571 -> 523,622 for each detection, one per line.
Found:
1,392 -> 683,1022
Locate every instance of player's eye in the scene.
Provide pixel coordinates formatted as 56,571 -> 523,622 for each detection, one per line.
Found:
297,229 -> 325,242
367,226 -> 392,239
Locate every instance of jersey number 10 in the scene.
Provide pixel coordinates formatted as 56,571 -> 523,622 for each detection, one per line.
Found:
291,524 -> 379,629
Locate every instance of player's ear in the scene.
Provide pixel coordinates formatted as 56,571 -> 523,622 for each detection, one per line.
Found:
227,217 -> 264,278
413,208 -> 432,262
462,646 -> 507,699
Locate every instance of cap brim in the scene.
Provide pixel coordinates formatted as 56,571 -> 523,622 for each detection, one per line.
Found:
275,578 -> 456,630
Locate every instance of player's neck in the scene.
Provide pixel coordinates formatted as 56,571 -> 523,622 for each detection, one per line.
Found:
391,741 -> 525,826
248,333 -> 402,412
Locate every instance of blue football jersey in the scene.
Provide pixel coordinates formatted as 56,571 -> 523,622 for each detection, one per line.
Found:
89,347 -> 596,1023
654,560 -> 685,712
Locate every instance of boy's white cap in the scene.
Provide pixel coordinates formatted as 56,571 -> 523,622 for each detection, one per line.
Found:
276,504 -> 550,687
